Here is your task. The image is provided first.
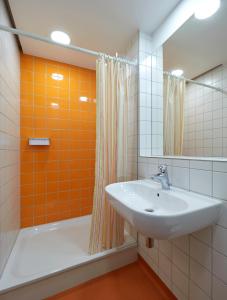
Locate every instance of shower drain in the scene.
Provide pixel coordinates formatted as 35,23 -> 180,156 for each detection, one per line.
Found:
144,208 -> 154,213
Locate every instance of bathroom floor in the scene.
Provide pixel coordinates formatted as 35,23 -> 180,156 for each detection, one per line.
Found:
47,258 -> 176,300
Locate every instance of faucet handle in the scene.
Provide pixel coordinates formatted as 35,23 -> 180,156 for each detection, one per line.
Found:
158,164 -> 168,173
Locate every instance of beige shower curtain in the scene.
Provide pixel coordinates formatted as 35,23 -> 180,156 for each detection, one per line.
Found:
164,74 -> 185,156
89,56 -> 137,254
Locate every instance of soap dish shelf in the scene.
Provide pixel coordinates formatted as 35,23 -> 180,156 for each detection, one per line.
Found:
28,138 -> 50,146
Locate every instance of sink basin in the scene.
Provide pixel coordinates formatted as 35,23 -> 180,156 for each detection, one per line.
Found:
105,180 -> 222,239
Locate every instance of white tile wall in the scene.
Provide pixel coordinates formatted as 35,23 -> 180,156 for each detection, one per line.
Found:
189,169 -> 212,196
183,65 -> 227,157
189,280 -> 211,300
190,236 -> 212,271
172,264 -> 189,296
127,42 -> 138,181
138,33 -> 163,156
137,13 -> 227,299
192,227 -> 212,246
213,172 -> 227,200
217,201 -> 227,228
173,245 -> 189,275
213,225 -> 227,256
139,32 -> 152,157
138,156 -> 227,300
0,1 -> 20,277
173,285 -> 188,300
151,47 -> 163,156
172,166 -> 189,189
212,276 -> 227,300
213,251 -> 227,284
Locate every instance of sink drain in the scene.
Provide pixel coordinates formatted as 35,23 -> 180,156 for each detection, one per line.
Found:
145,208 -> 154,213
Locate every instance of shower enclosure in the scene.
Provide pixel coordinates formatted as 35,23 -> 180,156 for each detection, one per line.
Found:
0,21 -> 137,300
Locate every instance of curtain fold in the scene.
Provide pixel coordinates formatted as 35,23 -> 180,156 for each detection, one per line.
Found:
164,74 -> 185,156
89,56 -> 136,254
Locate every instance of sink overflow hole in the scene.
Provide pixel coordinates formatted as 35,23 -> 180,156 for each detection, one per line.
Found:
145,208 -> 154,213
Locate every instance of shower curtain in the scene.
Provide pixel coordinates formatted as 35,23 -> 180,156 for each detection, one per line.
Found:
164,74 -> 185,156
89,56 -> 137,254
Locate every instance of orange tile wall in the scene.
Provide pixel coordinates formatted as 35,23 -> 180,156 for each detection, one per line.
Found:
20,54 -> 96,227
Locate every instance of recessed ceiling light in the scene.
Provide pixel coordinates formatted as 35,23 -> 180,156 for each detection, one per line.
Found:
51,102 -> 59,109
194,0 -> 220,20
51,73 -> 64,81
171,69 -> 184,77
79,96 -> 88,102
50,31 -> 71,45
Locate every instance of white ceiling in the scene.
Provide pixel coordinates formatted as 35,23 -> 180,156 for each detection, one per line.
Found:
9,0 -> 181,69
164,0 -> 227,79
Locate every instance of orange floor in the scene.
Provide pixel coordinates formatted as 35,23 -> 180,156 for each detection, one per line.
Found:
47,258 -> 176,300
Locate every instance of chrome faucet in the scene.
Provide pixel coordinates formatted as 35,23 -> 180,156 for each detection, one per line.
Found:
151,165 -> 171,190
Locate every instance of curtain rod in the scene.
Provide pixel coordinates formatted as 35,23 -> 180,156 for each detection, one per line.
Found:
0,24 -> 137,66
164,71 -> 227,95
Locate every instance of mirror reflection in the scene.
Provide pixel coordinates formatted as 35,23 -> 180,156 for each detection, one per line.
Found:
163,2 -> 227,157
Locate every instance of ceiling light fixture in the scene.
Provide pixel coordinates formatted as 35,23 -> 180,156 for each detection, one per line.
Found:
51,102 -> 59,109
51,73 -> 64,81
50,31 -> 71,45
194,0 -> 220,20
79,96 -> 88,102
171,69 -> 184,77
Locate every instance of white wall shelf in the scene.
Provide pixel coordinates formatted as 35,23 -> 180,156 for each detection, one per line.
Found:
28,138 -> 50,146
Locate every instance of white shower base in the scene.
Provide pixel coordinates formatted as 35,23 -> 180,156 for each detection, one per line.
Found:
0,215 -> 137,300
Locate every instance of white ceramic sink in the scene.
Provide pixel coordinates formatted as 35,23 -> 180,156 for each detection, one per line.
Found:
105,180 -> 222,239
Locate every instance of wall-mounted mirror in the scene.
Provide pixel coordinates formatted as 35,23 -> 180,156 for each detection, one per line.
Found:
163,1 -> 227,158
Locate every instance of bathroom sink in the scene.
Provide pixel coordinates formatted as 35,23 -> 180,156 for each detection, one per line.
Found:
105,180 -> 222,239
